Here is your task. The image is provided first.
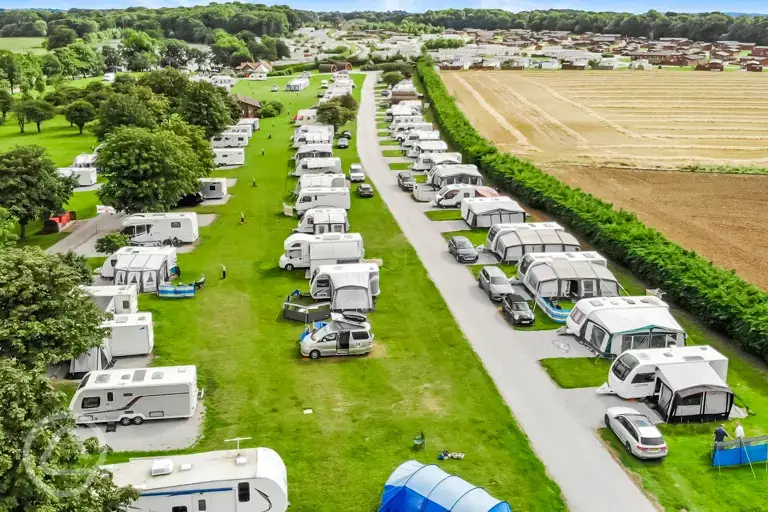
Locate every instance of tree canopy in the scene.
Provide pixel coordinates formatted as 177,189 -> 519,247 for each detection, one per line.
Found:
178,80 -> 236,138
64,99 -> 97,134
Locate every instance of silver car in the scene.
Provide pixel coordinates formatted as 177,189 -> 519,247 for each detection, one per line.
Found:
605,407 -> 668,459
300,313 -> 373,359
477,266 -> 514,301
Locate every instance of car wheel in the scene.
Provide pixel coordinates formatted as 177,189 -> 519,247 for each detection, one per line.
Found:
488,290 -> 493,301
120,417 -> 131,426
285,264 -> 294,271
477,279 -> 483,289
132,416 -> 144,426
310,350 -> 321,360
625,441 -> 632,454
604,414 -> 610,428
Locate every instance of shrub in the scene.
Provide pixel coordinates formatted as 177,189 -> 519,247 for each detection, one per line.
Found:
95,232 -> 130,254
260,104 -> 279,118
265,100 -> 284,114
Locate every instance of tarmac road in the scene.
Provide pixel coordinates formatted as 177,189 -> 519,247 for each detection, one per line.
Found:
356,72 -> 656,512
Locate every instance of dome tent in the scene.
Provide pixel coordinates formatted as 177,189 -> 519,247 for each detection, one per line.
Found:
379,460 -> 512,512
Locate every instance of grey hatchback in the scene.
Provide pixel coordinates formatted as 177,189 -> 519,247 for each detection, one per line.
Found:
447,236 -> 478,263
397,171 -> 415,191
477,266 -> 514,301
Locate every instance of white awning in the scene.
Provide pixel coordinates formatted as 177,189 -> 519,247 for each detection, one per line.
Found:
656,362 -> 730,392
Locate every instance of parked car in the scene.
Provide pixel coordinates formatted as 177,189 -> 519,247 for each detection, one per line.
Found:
477,266 -> 514,301
501,294 -> 535,326
381,90 -> 391,97
349,164 -> 365,182
357,184 -> 374,198
605,407 -> 668,460
447,236 -> 478,263
340,130 -> 352,140
177,192 -> 204,207
321,80 -> 329,88
337,137 -> 349,149
300,312 -> 374,359
271,85 -> 278,92
317,91 -> 325,98
397,171 -> 415,191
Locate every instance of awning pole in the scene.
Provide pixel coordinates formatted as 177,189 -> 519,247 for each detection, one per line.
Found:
741,439 -> 756,479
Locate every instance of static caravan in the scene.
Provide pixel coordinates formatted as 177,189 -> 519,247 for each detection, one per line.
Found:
199,177 -> 228,200
393,123 -> 433,141
214,148 -> 245,167
73,153 -> 97,169
486,222 -> 581,263
461,197 -> 527,228
567,295 -> 686,358
211,132 -> 248,148
225,124 -> 252,138
286,77 -> 310,91
294,143 -> 333,162
279,232 -> 364,272
310,263 -> 380,312
58,167 -> 97,187
248,71 -> 268,80
237,117 -> 260,131
101,247 -> 178,280
402,130 -> 442,148
293,174 -> 346,196
121,212 -> 199,245
102,313 -> 154,357
521,259 -> 620,300
412,152 -> 462,172
295,207 -> 349,234
293,130 -> 333,147
294,108 -> 318,125
407,140 -> 448,158
70,365 -> 198,425
294,187 -> 350,215
106,448 -> 288,512
293,157 -> 342,177
428,164 -> 483,189
434,185 -> 498,208
81,285 -> 139,314
103,72 -> 116,83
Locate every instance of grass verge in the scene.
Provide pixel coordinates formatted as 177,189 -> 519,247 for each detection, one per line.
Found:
426,209 -> 462,221
540,357 -> 612,388
382,149 -> 405,157
389,162 -> 412,171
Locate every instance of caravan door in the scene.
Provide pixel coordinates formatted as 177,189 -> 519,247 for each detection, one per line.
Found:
104,391 -> 119,422
126,272 -> 141,289
337,332 -> 350,354
142,270 -> 158,293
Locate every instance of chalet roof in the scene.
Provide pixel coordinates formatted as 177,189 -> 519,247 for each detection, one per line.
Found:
231,94 -> 261,108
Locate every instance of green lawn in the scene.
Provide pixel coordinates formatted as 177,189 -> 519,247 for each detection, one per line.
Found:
426,209 -> 462,221
539,357 -> 612,388
377,122 -> 389,130
467,263 -> 517,279
414,174 -> 426,183
379,139 -> 400,146
0,37 -> 47,54
0,114 -> 98,167
105,74 -> 566,511
441,229 -> 487,247
381,149 -> 404,157
389,162 -> 412,171
67,190 -> 99,220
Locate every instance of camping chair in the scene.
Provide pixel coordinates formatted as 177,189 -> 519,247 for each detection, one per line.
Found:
194,275 -> 206,291
413,432 -> 426,451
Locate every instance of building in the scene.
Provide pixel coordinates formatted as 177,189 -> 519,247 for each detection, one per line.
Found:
695,60 -> 724,72
231,94 -> 261,118
235,61 -> 273,73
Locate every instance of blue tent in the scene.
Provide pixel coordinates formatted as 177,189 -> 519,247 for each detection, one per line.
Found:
379,460 -> 512,512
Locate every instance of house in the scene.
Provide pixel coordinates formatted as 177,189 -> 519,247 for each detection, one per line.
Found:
696,60 -> 724,72
629,59 -> 653,70
231,94 -> 261,118
627,51 -> 682,65
536,59 -> 561,70
745,61 -> 764,72
236,61 -> 272,73
502,58 -> 531,70
752,46 -> 768,57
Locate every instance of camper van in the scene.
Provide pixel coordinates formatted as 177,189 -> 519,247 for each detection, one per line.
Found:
293,174 -> 346,196
81,285 -> 139,314
310,263 -> 380,311
393,122 -> 433,140
70,365 -> 198,426
102,313 -> 154,357
73,153 -> 97,169
461,197 -> 526,228
199,177 -> 228,199
401,130 -> 442,148
412,152 -> 462,172
292,130 -> 333,147
295,207 -> 349,234
293,157 -> 343,177
225,124 -> 252,138
101,247 -> 178,280
486,222 -> 580,263
211,132 -> 248,148
106,448 -> 288,512
214,148 -> 245,167
407,140 -> 448,158
434,185 -> 498,208
294,187 -> 351,215
279,232 -> 364,272
294,143 -> 333,161
57,167 -> 97,187
121,212 -> 199,245
300,312 -> 374,359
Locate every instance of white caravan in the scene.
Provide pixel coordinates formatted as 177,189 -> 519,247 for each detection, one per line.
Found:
294,123 -> 334,138
225,124 -> 252,138
57,167 -> 97,187
461,196 -> 526,228
102,313 -> 154,357
106,448 -> 288,512
393,122 -> 433,140
402,130 -> 442,148
73,153 -> 97,169
294,187 -> 351,215
295,207 -> 349,234
407,140 -> 448,158
293,174 -> 346,195
279,232 -> 364,272
294,143 -> 333,161
101,246 -> 178,280
286,77 -> 309,91
293,157 -> 343,176
434,185 -> 499,208
310,263 -> 380,312
389,115 -> 425,132
211,132 -> 248,148
411,152 -> 462,172
121,212 -> 199,245
237,118 -> 260,131
428,164 -> 483,188
292,130 -> 333,147
81,284 -> 139,314
103,72 -> 116,83
294,108 -> 318,125
199,177 -> 228,199
211,75 -> 237,88
70,365 -> 198,425
214,148 -> 245,167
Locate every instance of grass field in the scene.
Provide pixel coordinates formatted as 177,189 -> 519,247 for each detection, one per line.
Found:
382,149 -> 405,157
103,74 -> 566,511
389,162 -> 412,170
540,357 -> 612,388
0,37 -> 47,54
425,209 -> 462,221
0,114 -> 98,167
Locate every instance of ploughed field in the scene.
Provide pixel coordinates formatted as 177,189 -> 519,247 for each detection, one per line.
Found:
443,70 -> 768,290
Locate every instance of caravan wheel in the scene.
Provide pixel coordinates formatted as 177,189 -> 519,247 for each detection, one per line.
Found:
119,417 -> 131,426
132,416 -> 144,426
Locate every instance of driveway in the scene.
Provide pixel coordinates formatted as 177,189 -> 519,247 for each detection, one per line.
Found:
356,72 -> 655,512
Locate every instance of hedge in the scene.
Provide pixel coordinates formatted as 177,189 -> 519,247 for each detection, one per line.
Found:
416,60 -> 768,361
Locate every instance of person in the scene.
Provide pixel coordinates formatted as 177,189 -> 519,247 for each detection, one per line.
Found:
221,264 -> 227,279
735,422 -> 745,440
240,212 -> 246,224
252,178 -> 256,187
714,424 -> 731,443
261,148 -> 265,156
268,133 -> 272,139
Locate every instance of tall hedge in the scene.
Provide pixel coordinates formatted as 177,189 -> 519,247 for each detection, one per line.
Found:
416,60 -> 768,360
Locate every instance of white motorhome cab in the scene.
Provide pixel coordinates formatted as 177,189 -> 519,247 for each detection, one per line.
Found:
73,153 -> 97,169
310,263 -> 380,312
70,366 -> 198,425
101,247 -> 178,280
211,132 -> 248,148
226,124 -> 252,138
293,157 -> 342,176
393,122 -> 433,140
57,167 -> 97,187
407,140 -> 448,158
199,177 -> 228,199
214,148 -> 245,167
121,212 -> 199,245
434,185 -> 498,208
293,174 -> 346,196
237,117 -> 260,131
402,130 -> 442,148
102,313 -> 154,357
294,108 -> 318,125
294,187 -> 350,215
106,448 -> 288,512
81,285 -> 139,314
294,143 -> 333,161
295,207 -> 349,234
279,232 -> 364,272
411,152 -> 462,172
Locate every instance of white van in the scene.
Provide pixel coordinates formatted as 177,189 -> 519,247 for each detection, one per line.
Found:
294,187 -> 350,215
295,207 -> 349,234
121,212 -> 199,245
211,132 -> 248,148
293,174 -> 346,196
57,167 -> 97,187
279,232 -> 364,272
102,313 -> 154,357
213,148 -> 245,167
293,157 -> 342,176
103,72 -> 116,83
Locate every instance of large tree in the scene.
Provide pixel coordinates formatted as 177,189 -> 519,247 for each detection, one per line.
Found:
0,357 -> 139,509
92,91 -> 157,140
0,145 -> 74,239
21,98 -> 55,133
47,25 -> 77,49
138,67 -> 189,102
101,45 -> 123,72
316,101 -> 355,131
177,80 -> 234,138
0,89 -> 11,118
159,38 -> 190,69
96,125 -> 207,212
161,114 -> 215,177
64,99 -> 97,134
381,70 -> 405,87
0,207 -> 17,247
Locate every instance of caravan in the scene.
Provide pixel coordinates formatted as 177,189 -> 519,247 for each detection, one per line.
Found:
294,143 -> 333,161
295,207 -> 349,234
412,152 -> 462,172
214,148 -> 245,167
486,222 -> 580,263
286,77 -> 310,91
393,122 -> 433,140
293,174 -> 346,196
461,197 -> 526,228
70,366 -> 198,426
401,130 -> 442,148
389,115 -> 425,132
294,187 -> 350,214
279,232 -> 364,272
211,132 -> 248,148
293,157 -> 343,177
434,185 -> 498,208
428,164 -> 483,189
73,153 -> 97,169
407,140 -> 448,158
237,118 -> 260,131
58,167 -> 97,187
102,313 -> 154,357
294,108 -> 318,125
81,285 -> 139,314
310,263 -> 380,312
101,246 -> 178,280
199,177 -> 228,200
121,212 -> 199,245
292,130 -> 333,147
225,124 -> 252,138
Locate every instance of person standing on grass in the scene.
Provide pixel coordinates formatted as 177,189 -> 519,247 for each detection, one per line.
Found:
735,422 -> 745,440
714,424 -> 731,443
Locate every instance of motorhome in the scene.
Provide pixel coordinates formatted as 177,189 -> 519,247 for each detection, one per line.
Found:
401,130 -> 442,148
103,72 -> 116,83
225,124 -> 252,138
411,152 -> 462,172
105,448 -> 288,512
566,295 -> 686,358
293,157 -> 342,176
294,187 -> 351,215
390,115 -> 425,132
461,197 -> 527,228
102,313 -> 155,357
434,185 -> 499,208
211,132 -> 248,148
393,122 -> 433,140
214,148 -> 245,167
486,222 -> 581,263
310,263 -> 380,311
295,207 -> 349,234
292,129 -> 333,147
286,77 -> 310,91
518,251 -> 607,283
81,285 -> 139,314
101,247 -> 178,280
73,153 -> 97,169
210,75 -> 237,88
121,212 -> 199,245
293,174 -> 346,196
300,312 -> 374,358
237,118 -> 259,131
521,259 -> 620,301
294,108 -> 318,125
279,232 -> 364,272
407,140 -> 448,158
70,365 -> 198,425
199,177 -> 228,200
57,167 -> 97,187
427,164 -> 483,189
294,143 -> 333,161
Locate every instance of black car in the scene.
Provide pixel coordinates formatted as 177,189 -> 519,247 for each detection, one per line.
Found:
357,184 -> 374,198
501,294 -> 535,326
397,171 -> 415,191
177,192 -> 204,207
447,236 -> 478,263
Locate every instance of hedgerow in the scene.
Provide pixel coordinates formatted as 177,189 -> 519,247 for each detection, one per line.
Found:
416,59 -> 768,360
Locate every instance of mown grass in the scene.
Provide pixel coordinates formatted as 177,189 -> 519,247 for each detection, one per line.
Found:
382,149 -> 405,157
426,209 -> 462,221
540,357 -> 612,388
0,37 -> 47,54
389,162 -> 412,171
67,190 -> 99,220
379,139 -> 400,146
0,114 -> 98,167
441,229 -> 487,247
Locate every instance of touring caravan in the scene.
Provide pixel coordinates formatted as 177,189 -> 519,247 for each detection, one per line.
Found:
293,157 -> 342,176
58,167 -> 97,187
214,148 -> 245,167
293,130 -> 333,147
70,365 -> 198,426
428,164 -> 483,189
286,77 -> 310,91
211,132 -> 248,148
401,130 -> 442,148
412,152 -> 462,172
102,313 -> 154,357
199,177 -> 228,200
81,285 -> 139,314
434,185 -> 498,208
521,259 -> 620,301
294,187 -> 350,215
293,174 -> 346,196
73,153 -> 97,169
390,115 -> 425,132
310,263 -> 380,312
211,75 -> 237,89
566,295 -> 686,358
393,122 -> 433,140
279,232 -> 364,272
121,212 -> 199,245
225,124 -> 252,138
101,246 -> 178,280
105,448 -> 288,512
486,222 -> 580,263
295,207 -> 349,234
386,103 -> 422,122
237,117 -> 260,131
294,108 -> 318,125
294,143 -> 333,161
407,140 -> 448,158
461,197 -> 527,228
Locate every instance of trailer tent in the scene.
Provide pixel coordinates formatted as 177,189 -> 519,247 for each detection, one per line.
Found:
379,460 -> 511,512
461,197 -> 526,228
655,362 -> 734,422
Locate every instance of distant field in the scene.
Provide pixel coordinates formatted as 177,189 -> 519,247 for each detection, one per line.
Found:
0,115 -> 98,167
0,37 -> 47,54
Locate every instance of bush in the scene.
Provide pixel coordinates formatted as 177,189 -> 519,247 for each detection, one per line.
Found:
95,232 -> 130,254
260,104 -> 279,118
265,100 -> 284,114
416,59 -> 768,362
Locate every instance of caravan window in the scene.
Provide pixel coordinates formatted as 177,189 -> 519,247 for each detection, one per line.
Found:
300,196 -> 312,203
81,397 -> 100,409
172,507 -> 187,512
589,324 -> 607,348
198,500 -> 207,511
238,482 -> 250,502
611,354 -> 639,382
681,394 -> 702,406
107,392 -> 114,401
171,222 -> 181,228
631,373 -> 655,384
569,307 -> 586,325
316,278 -> 330,288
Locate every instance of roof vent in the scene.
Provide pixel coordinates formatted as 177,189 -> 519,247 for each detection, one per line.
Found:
151,459 -> 174,476
235,456 -> 248,466
663,351 -> 674,357
179,463 -> 193,472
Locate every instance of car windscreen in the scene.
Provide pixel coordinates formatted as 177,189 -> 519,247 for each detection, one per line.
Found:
510,302 -> 528,312
490,277 -> 507,285
455,239 -> 473,249
402,175 -> 414,182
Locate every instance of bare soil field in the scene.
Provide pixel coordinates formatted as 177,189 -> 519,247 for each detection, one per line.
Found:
443,71 -> 768,289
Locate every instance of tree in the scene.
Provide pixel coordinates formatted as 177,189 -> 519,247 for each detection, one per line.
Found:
41,53 -> 63,78
361,60 -> 376,71
160,38 -> 190,68
0,89 -> 11,118
64,100 -> 96,134
95,232 -> 130,254
338,93 -> 358,111
58,250 -> 93,285
96,126 -> 207,212
101,45 -> 123,72
0,50 -> 19,92
0,357 -> 140,509
93,92 -> 158,140
0,145 -> 75,239
138,67 -> 189,99
381,71 -> 405,87
21,99 -> 56,133
316,102 -> 355,130
178,81 -> 233,138
0,207 -> 17,247
276,39 -> 291,59
160,114 -> 214,178
47,26 -> 77,49
187,47 -> 210,72
264,100 -> 284,114
259,104 -> 278,118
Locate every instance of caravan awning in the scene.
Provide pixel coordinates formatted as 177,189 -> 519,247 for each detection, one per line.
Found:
331,272 -> 373,311
657,362 -> 730,393
592,308 -> 683,335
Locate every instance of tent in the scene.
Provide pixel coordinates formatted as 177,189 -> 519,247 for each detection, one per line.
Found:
379,460 -> 511,512
655,362 -> 734,422
461,197 -> 526,228
494,229 -> 580,263
331,271 -> 375,312
523,260 -> 619,299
